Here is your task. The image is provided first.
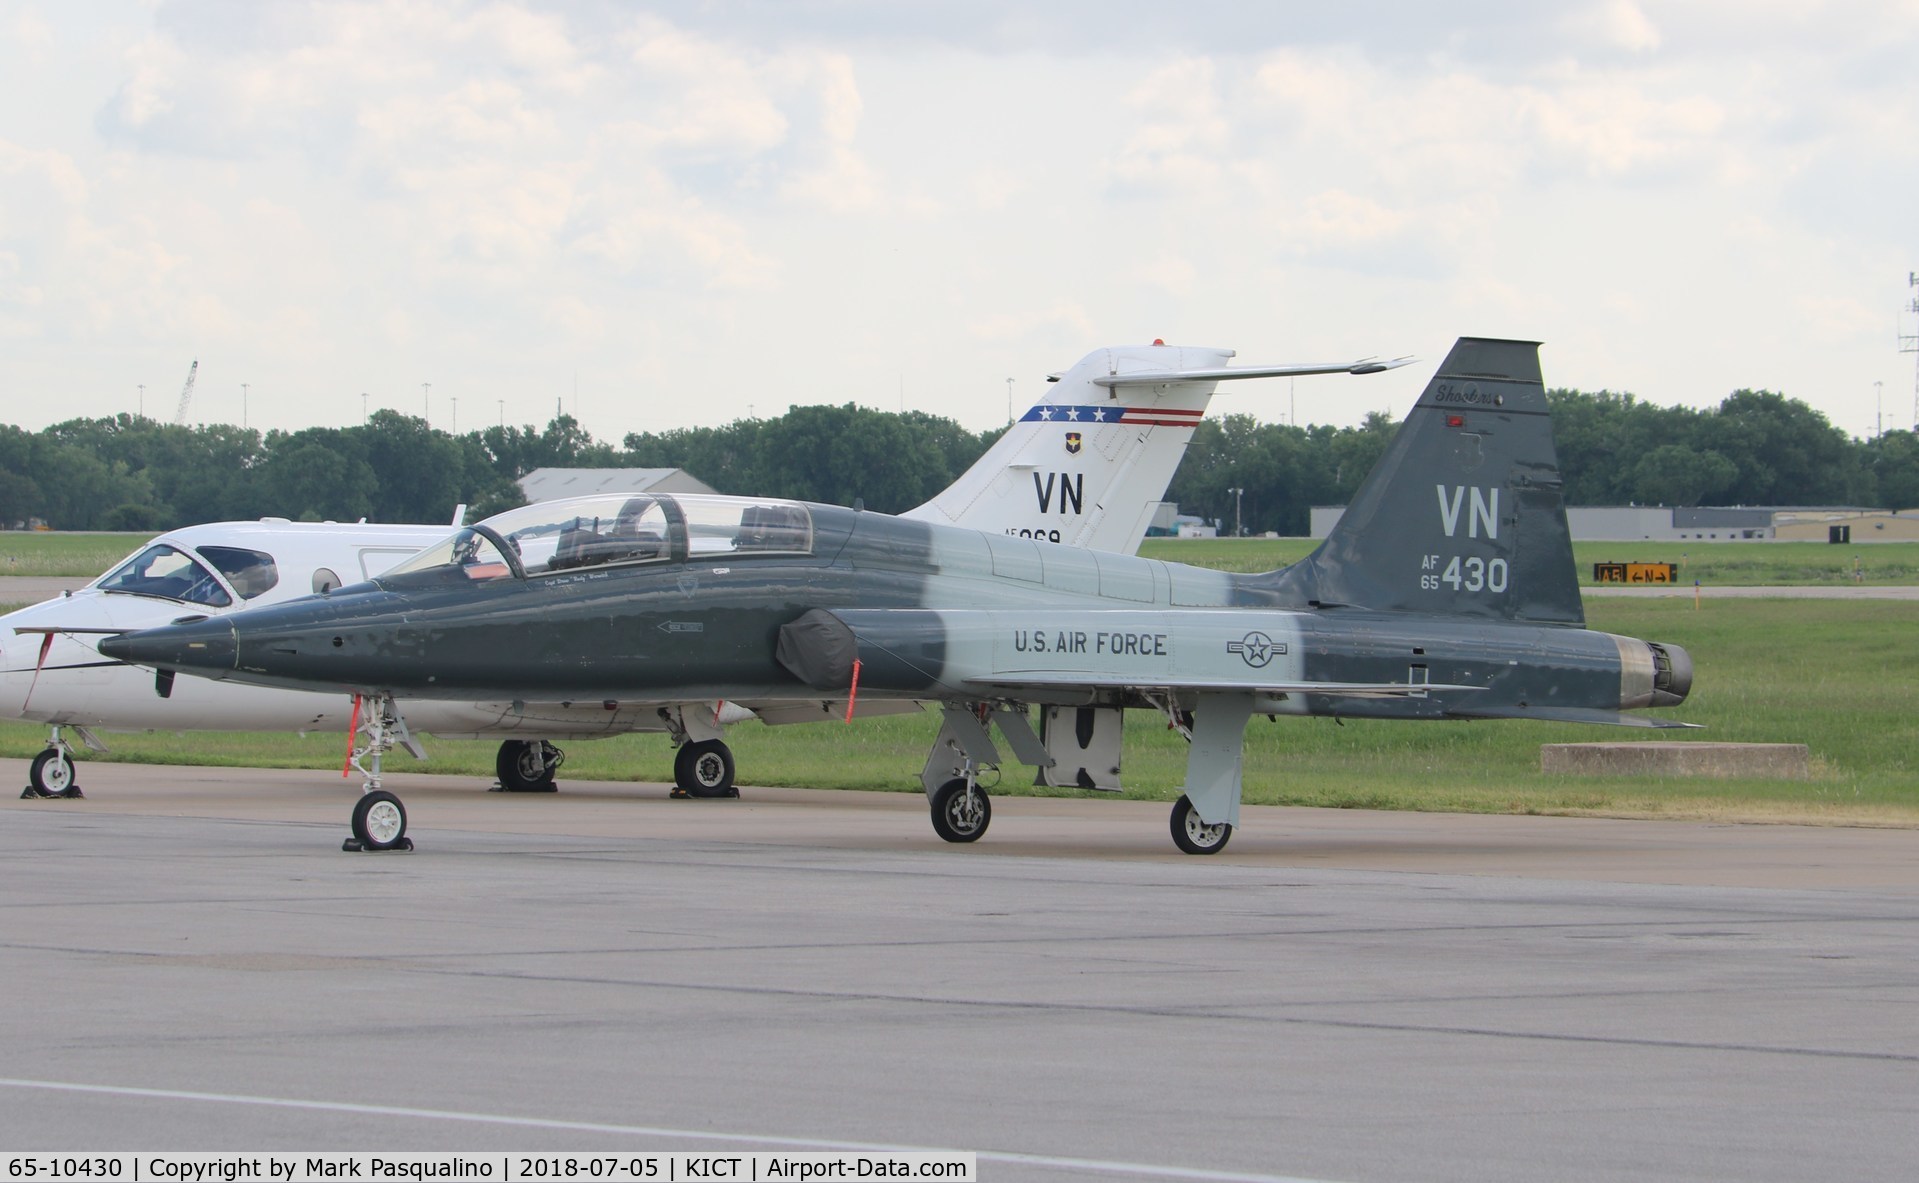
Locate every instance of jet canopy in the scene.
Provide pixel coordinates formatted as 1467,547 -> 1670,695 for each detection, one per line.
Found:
379,493 -> 816,587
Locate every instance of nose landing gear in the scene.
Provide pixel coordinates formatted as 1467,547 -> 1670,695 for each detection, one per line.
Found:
21,727 -> 85,799
342,694 -> 415,852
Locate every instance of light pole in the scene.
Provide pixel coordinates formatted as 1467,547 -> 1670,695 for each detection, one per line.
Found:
137,384 -> 144,418
451,395 -> 458,434
241,383 -> 249,429
1006,378 -> 1014,425
1875,380 -> 1883,438
497,399 -> 504,429
422,382 -> 431,426
1229,487 -> 1244,537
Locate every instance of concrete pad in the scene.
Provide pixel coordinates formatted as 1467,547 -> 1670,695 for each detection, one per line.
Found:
5,758 -> 1919,1182
1542,741 -> 1810,779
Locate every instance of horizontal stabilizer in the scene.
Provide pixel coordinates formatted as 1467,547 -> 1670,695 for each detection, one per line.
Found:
12,626 -> 130,636
1091,356 -> 1413,387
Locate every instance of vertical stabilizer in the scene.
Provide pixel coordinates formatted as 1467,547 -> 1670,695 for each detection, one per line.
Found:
903,343 -> 1409,555
902,343 -> 1232,554
1266,338 -> 1584,625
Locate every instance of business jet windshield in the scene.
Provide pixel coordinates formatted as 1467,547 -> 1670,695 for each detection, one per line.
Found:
97,544 -> 237,607
379,493 -> 816,587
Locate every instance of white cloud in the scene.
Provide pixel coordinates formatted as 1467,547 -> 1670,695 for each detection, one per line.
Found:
1,1 -> 1916,442
1564,0 -> 1663,54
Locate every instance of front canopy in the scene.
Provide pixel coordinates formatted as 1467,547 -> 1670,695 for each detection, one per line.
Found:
379,493 -> 815,587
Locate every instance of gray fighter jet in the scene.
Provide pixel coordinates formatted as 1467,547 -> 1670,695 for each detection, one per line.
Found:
104,338 -> 1694,854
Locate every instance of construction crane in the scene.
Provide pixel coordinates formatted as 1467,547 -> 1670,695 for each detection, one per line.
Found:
172,360 -> 198,425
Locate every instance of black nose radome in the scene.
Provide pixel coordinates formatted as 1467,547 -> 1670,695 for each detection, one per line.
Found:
99,618 -> 238,674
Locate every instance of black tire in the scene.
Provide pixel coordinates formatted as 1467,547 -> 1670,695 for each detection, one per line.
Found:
29,748 -> 76,795
930,778 -> 991,843
674,739 -> 736,798
351,790 -> 408,851
495,739 -> 559,792
1170,794 -> 1232,855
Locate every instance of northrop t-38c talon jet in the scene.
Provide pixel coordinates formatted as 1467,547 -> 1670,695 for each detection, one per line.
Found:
11,341 -> 1401,800
103,339 -> 1694,854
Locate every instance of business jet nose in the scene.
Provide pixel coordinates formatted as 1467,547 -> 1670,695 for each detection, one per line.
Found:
0,634 -> 23,719
99,616 -> 238,676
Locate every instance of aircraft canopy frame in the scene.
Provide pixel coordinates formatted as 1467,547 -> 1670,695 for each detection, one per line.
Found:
379,493 -> 817,587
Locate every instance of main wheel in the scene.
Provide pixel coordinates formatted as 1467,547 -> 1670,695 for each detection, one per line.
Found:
29,748 -> 76,795
1170,794 -> 1232,855
351,790 -> 409,851
930,778 -> 991,843
495,739 -> 560,792
674,739 -> 736,798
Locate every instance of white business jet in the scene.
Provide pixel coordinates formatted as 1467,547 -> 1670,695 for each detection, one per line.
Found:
4,342 -> 1405,798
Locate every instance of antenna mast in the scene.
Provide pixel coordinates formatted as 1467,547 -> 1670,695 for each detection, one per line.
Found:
1902,272 -> 1919,430
172,360 -> 199,425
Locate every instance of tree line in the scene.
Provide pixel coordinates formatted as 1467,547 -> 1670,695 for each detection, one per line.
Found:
3,389 -> 1915,534
1175,389 -> 1919,536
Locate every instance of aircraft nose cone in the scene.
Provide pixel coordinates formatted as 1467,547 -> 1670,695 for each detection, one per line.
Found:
99,617 -> 238,675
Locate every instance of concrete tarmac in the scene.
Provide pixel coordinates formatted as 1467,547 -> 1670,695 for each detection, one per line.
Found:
4,762 -> 1918,1182
0,576 -> 90,602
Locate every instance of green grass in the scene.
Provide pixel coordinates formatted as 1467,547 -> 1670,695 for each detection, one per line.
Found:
1138,536 -> 1319,572
6,599 -> 1915,825
1141,537 -> 1919,585
0,532 -> 147,578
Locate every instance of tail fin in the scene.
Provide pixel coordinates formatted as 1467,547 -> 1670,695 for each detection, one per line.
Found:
902,343 -> 1408,554
1266,338 -> 1584,625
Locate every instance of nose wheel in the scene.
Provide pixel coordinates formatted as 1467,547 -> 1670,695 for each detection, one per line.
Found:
347,790 -> 411,852
22,746 -> 82,799
341,695 -> 414,852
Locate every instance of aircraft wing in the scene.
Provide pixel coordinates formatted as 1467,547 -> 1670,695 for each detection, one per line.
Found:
1091,356 -> 1414,387
1443,705 -> 1702,729
951,671 -> 1481,699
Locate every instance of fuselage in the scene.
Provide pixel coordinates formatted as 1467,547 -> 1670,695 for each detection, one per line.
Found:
0,520 -> 452,733
103,492 -> 1687,724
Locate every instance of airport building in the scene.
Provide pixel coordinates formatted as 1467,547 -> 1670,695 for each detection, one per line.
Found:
517,467 -> 719,501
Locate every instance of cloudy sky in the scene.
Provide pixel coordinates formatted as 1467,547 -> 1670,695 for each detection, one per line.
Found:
3,0 -> 1917,443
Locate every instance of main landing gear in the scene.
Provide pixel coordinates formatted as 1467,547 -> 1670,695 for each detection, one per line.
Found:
930,776 -> 991,843
921,706 -> 1006,845
673,739 -> 737,798
343,694 -> 415,852
913,697 -> 1253,854
660,705 -> 737,798
495,739 -> 563,792
21,727 -> 84,799
1169,794 -> 1232,855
